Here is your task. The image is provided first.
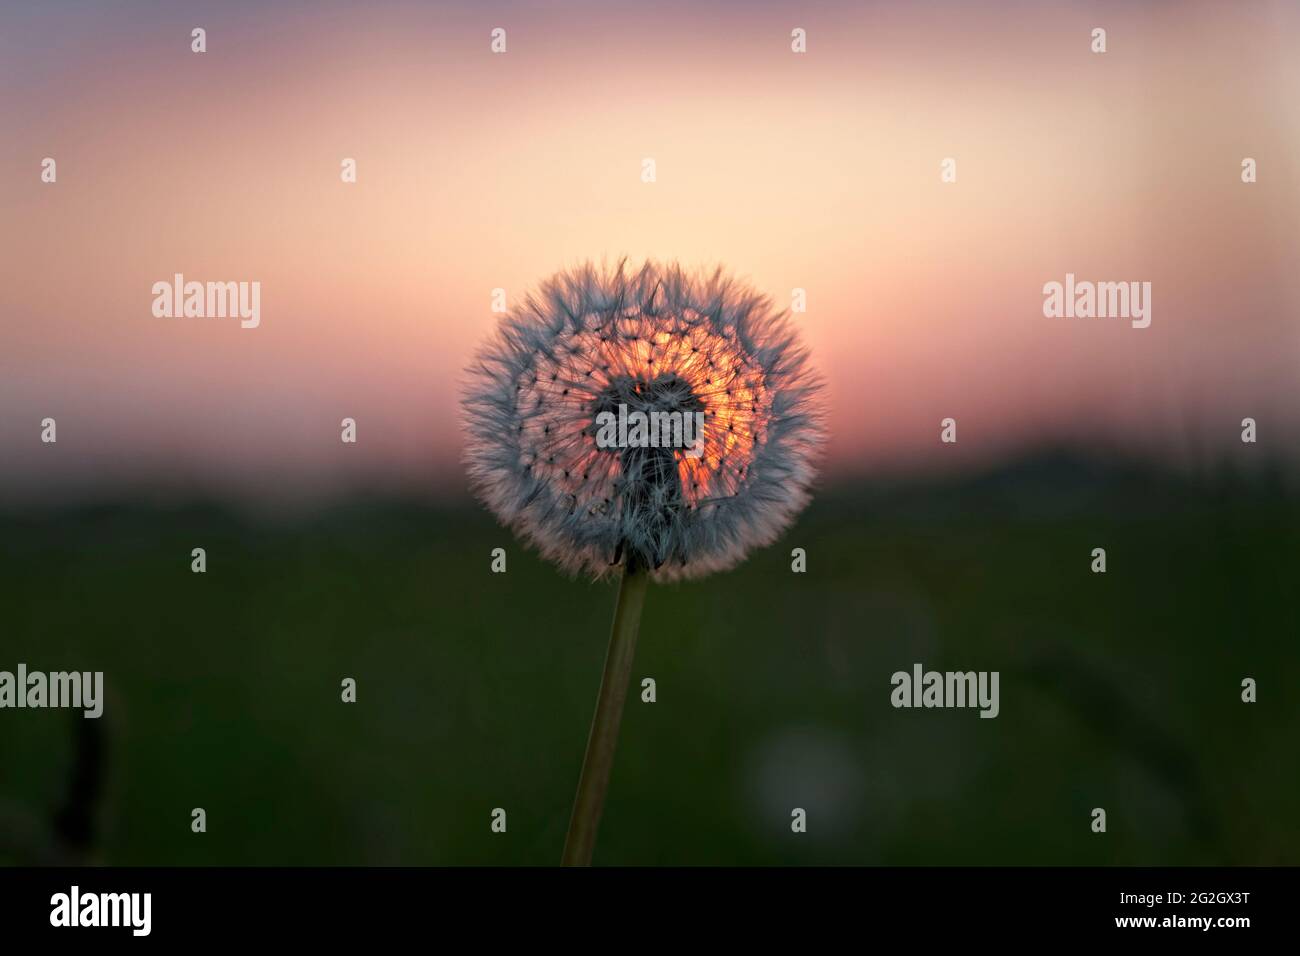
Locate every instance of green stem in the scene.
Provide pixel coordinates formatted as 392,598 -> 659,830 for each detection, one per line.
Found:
561,563 -> 649,866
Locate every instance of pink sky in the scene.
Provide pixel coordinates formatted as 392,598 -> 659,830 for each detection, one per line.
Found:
2,0 -> 1298,506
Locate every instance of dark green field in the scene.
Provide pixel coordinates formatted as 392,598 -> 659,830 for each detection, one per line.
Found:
2,453 -> 1296,865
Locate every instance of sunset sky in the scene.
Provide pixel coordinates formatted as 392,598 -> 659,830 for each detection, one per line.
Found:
3,0 -> 1298,506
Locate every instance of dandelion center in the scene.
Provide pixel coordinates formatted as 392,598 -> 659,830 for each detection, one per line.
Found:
516,314 -> 769,518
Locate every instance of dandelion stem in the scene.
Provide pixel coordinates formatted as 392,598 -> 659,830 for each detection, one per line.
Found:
561,562 -> 649,866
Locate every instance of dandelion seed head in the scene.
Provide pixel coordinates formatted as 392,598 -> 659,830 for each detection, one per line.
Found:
461,260 -> 825,580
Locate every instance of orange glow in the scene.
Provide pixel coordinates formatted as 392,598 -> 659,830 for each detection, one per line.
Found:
2,1 -> 1299,504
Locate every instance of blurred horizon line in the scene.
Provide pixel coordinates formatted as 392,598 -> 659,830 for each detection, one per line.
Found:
3,440 -> 1295,520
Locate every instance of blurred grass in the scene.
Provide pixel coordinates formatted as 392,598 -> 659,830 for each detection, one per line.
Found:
1,451 -> 1297,865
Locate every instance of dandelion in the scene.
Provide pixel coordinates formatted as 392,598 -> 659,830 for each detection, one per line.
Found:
461,260 -> 824,864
